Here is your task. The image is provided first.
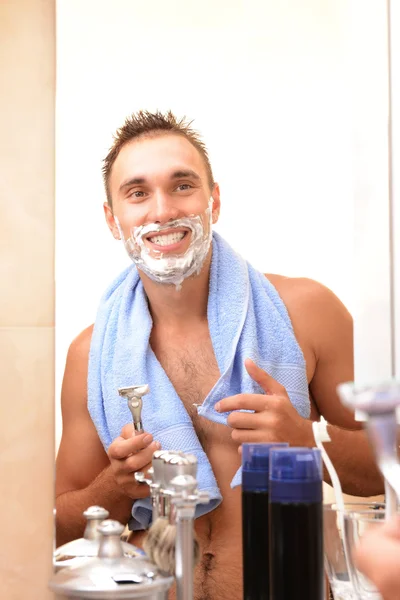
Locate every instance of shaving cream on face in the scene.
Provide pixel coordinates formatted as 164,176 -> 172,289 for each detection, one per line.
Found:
115,200 -> 213,289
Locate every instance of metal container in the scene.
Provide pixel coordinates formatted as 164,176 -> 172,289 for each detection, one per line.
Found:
54,506 -> 144,571
50,520 -> 174,599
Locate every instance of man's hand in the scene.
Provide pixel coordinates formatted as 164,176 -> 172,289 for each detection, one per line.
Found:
108,424 -> 161,499
215,358 -> 313,448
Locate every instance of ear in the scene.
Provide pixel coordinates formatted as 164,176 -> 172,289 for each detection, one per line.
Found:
211,183 -> 221,224
103,202 -> 121,240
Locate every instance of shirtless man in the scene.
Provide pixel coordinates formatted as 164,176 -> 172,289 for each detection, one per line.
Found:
55,110 -> 383,600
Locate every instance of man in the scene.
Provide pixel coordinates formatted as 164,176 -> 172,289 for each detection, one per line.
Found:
56,110 -> 383,600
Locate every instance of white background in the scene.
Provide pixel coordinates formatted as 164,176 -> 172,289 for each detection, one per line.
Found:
56,0 -> 357,448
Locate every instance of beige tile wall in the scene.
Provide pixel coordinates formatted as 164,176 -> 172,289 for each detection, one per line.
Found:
0,1 -> 56,598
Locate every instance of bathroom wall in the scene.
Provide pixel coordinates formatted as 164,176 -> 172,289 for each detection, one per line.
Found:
55,0 -> 355,449
0,1 -> 56,598
351,0 -> 395,385
390,1 -> 400,378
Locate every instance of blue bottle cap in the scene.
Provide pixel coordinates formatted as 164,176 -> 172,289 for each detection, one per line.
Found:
242,442 -> 289,492
269,447 -> 322,504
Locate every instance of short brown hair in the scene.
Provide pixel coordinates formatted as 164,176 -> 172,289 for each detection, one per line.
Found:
102,110 -> 214,207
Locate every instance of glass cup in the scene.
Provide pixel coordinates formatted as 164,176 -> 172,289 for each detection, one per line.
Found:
323,503 -> 385,600
343,509 -> 392,600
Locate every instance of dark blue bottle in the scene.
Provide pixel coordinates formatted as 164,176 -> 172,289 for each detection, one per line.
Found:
269,447 -> 324,600
242,443 -> 288,600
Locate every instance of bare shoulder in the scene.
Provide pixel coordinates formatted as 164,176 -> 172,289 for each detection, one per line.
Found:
265,274 -> 355,426
265,273 -> 353,348
265,273 -> 347,309
67,324 -> 95,363
60,324 -> 95,416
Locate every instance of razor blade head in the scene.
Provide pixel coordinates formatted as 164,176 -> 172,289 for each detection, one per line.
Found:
118,384 -> 150,399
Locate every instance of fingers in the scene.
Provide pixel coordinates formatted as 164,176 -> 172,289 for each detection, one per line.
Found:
108,431 -> 159,460
216,393 -> 279,414
228,408 -> 281,431
227,411 -> 260,429
244,359 -> 286,395
122,441 -> 161,473
113,459 -> 153,499
229,410 -> 289,443
108,432 -> 161,500
120,423 -> 135,439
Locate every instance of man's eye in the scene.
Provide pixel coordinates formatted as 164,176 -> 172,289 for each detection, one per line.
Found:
176,184 -> 192,191
130,190 -> 145,198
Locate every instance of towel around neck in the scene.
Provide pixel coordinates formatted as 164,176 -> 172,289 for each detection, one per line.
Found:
88,232 -> 310,529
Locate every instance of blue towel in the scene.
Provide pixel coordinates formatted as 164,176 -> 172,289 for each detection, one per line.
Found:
88,232 -> 310,529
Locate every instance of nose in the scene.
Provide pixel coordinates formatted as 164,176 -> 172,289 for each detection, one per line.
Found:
148,191 -> 180,224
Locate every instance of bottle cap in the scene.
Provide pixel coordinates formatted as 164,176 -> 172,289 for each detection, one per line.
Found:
242,442 -> 289,492
269,447 -> 322,504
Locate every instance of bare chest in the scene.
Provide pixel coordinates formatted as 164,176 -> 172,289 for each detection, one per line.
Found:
161,346 -> 218,407
150,329 -> 225,447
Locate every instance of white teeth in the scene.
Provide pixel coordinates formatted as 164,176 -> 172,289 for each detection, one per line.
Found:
149,231 -> 185,246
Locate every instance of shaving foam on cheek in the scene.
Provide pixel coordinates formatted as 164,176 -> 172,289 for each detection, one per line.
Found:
115,199 -> 213,290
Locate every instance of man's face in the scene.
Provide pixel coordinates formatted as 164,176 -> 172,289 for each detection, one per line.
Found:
105,134 -> 220,258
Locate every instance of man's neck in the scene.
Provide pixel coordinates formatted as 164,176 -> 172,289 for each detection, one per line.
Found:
140,251 -> 212,330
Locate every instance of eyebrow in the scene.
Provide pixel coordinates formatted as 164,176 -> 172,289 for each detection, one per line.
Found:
170,169 -> 201,181
120,177 -> 146,191
119,169 -> 201,191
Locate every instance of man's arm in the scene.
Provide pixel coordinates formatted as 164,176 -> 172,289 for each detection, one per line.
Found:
294,279 -> 383,496
217,276 -> 384,497
55,326 -> 158,547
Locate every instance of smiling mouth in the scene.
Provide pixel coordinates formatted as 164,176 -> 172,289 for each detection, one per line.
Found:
146,229 -> 189,249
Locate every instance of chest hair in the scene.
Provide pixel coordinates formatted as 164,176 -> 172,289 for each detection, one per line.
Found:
151,339 -> 222,448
